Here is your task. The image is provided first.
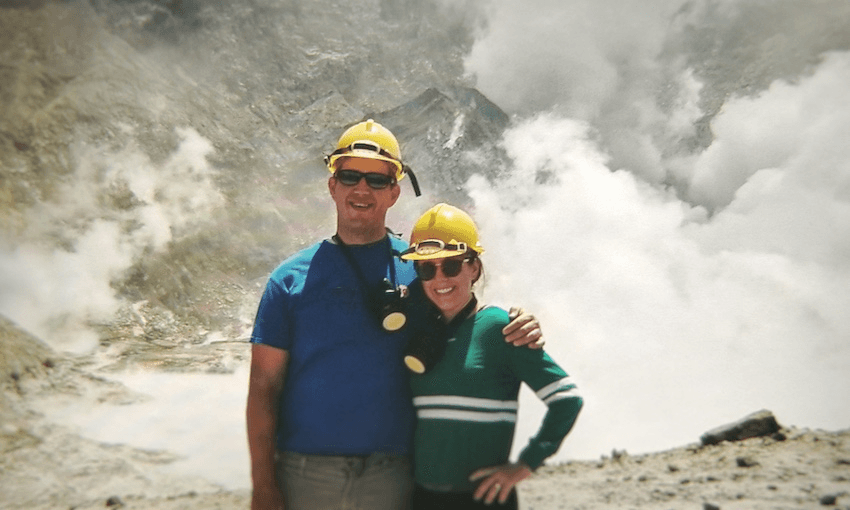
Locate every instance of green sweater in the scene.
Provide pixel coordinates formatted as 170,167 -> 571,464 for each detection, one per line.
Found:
410,306 -> 583,492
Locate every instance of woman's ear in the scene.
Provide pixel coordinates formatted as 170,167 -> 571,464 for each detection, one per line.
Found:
471,258 -> 483,285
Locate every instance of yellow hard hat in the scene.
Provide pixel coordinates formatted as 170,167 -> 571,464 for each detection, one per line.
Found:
325,119 -> 406,181
402,203 -> 485,261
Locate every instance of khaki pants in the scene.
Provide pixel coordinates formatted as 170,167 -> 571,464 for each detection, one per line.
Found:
277,451 -> 413,510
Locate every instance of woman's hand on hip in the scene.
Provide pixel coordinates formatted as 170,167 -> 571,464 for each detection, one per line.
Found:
469,462 -> 533,504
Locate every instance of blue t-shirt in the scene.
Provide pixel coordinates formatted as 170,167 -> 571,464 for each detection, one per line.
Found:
251,235 -> 417,455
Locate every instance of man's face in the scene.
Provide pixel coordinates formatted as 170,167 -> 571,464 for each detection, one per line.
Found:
328,157 -> 401,237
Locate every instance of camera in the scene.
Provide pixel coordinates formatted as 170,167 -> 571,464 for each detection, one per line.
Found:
403,331 -> 448,374
403,306 -> 448,374
370,279 -> 409,332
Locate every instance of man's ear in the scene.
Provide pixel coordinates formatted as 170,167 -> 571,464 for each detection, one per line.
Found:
389,181 -> 401,205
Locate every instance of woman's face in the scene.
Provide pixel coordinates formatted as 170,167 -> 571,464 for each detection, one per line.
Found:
417,255 -> 480,321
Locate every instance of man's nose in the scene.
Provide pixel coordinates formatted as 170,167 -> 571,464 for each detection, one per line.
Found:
351,178 -> 373,192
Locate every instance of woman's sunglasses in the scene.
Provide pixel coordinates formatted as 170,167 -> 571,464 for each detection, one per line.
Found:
415,258 -> 471,281
334,169 -> 396,190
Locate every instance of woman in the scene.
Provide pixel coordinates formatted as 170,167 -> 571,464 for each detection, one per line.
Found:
400,203 -> 584,509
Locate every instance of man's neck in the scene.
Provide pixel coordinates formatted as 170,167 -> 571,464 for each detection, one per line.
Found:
334,225 -> 387,246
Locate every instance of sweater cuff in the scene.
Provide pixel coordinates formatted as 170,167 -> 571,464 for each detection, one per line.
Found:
518,440 -> 558,470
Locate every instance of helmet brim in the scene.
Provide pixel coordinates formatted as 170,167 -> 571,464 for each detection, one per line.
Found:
327,152 -> 406,181
401,250 -> 464,261
401,246 -> 483,261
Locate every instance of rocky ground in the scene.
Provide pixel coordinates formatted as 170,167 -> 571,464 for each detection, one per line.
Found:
523,430 -> 850,510
3,315 -> 849,510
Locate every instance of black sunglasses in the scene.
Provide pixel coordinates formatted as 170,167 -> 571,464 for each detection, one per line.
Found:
415,258 -> 471,281
334,169 -> 396,190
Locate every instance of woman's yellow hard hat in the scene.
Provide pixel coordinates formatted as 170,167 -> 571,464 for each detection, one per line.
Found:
402,203 -> 485,261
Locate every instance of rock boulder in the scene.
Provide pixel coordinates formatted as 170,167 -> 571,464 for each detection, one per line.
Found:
700,410 -> 782,445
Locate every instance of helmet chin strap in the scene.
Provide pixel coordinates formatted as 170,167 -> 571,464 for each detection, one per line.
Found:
404,166 -> 422,197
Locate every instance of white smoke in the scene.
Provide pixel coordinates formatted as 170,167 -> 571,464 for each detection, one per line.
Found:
687,51 -> 850,216
463,0 -> 684,119
39,366 -> 251,490
0,127 -> 222,352
468,50 -> 850,460
0,220 -> 133,353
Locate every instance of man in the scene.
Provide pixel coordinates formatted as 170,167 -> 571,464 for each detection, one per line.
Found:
247,119 -> 543,510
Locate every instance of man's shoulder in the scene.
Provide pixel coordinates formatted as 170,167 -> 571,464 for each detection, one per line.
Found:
387,232 -> 409,252
269,239 -> 331,279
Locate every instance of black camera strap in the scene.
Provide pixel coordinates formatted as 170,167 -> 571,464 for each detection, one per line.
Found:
332,233 -> 398,297
442,294 -> 479,338
405,294 -> 478,374
424,293 -> 479,340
